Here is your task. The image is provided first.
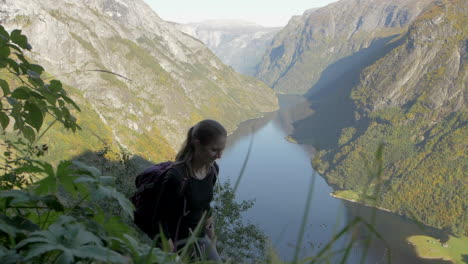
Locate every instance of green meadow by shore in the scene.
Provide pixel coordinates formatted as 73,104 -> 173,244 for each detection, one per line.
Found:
332,190 -> 468,264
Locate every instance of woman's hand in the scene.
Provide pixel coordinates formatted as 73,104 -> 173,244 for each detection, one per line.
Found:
205,216 -> 216,242
166,239 -> 175,252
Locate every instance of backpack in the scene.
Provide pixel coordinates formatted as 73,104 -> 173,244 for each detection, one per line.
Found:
131,161 -> 219,240
131,161 -> 182,239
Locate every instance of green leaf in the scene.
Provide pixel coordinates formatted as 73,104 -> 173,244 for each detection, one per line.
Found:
34,175 -> 57,195
11,86 -> 30,99
6,97 -> 17,106
24,101 -> 43,131
0,59 -> 7,68
15,53 -> 29,66
56,161 -> 79,196
0,45 -> 10,59
62,95 -> 81,112
0,79 -> 10,95
48,80 -> 62,93
31,161 -> 56,195
22,125 -> 36,143
40,195 -> 64,212
0,25 -> 10,43
23,244 -> 61,260
10,30 -> 30,50
29,64 -> 44,75
48,106 -> 62,119
7,43 -> 22,53
5,58 -> 19,73
0,190 -> 38,207
0,112 -> 9,130
96,186 -> 134,219
72,161 -> 101,177
0,213 -> 38,240
72,245 -> 125,263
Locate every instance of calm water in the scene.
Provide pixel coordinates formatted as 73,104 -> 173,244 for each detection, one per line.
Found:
217,96 -> 449,263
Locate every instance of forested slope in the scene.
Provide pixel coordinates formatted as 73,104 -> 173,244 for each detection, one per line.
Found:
312,0 -> 467,235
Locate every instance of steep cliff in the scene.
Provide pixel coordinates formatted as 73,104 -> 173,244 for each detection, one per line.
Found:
257,0 -> 433,94
0,0 -> 278,161
312,0 -> 467,235
176,20 -> 280,76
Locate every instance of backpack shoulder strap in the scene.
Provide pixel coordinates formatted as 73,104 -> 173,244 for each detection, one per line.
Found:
168,163 -> 191,195
212,161 -> 219,186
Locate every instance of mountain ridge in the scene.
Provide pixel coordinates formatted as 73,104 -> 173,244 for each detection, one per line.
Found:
1,0 -> 278,161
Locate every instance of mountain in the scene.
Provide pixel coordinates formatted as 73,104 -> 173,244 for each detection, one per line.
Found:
305,0 -> 467,235
256,0 -> 433,94
176,20 -> 280,76
0,0 -> 278,161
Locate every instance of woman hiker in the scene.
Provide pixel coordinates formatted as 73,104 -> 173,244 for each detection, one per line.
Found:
158,119 -> 226,262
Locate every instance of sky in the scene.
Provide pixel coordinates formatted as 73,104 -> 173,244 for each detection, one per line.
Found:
143,0 -> 340,27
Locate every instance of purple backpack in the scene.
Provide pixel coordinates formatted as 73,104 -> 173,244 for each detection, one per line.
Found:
131,161 -> 183,239
131,161 -> 218,239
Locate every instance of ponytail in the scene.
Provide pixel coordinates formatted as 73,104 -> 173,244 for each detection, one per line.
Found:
175,126 -> 195,162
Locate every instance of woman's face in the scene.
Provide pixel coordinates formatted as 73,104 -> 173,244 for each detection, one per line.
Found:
194,135 -> 226,165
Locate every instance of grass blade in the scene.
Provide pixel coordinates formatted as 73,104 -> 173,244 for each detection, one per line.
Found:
293,172 -> 317,263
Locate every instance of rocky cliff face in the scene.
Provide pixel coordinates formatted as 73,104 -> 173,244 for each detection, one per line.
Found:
256,0 -> 433,94
176,20 -> 280,76
0,0 -> 278,161
311,0 -> 467,235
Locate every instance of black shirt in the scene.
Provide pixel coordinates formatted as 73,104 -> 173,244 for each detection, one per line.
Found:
159,162 -> 218,241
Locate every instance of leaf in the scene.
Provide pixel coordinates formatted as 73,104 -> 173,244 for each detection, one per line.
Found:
23,244 -> 61,260
34,174 -> 57,195
72,161 -> 101,177
24,101 -> 43,131
93,211 -> 134,239
0,25 -> 10,43
0,245 -> 23,264
56,161 -> 79,196
27,70 -> 40,79
0,190 -> 39,207
0,112 -> 9,130
28,64 -> 44,75
6,97 -> 17,106
0,79 -> 10,95
0,45 -> 9,59
7,43 -> 22,53
15,53 -> 29,66
11,86 -> 30,99
4,58 -> 19,73
96,186 -> 134,219
41,195 -> 64,212
72,245 -> 125,263
48,106 -> 61,119
48,80 -> 62,93
22,125 -> 35,143
62,95 -> 81,112
10,30 -> 30,50
55,251 -> 73,264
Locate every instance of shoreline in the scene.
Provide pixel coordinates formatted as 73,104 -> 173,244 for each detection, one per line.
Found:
330,191 -> 468,264
329,192 -> 395,214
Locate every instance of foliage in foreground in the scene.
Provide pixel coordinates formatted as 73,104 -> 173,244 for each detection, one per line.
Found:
0,25 -> 270,264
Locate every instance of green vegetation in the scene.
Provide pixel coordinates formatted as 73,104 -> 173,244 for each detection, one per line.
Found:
285,135 -> 298,144
313,0 -> 467,240
408,235 -> 468,264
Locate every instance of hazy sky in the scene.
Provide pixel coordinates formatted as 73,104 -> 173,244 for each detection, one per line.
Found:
143,0 -> 340,27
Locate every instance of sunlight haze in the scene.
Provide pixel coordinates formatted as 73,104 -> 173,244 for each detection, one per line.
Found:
143,0 -> 340,27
